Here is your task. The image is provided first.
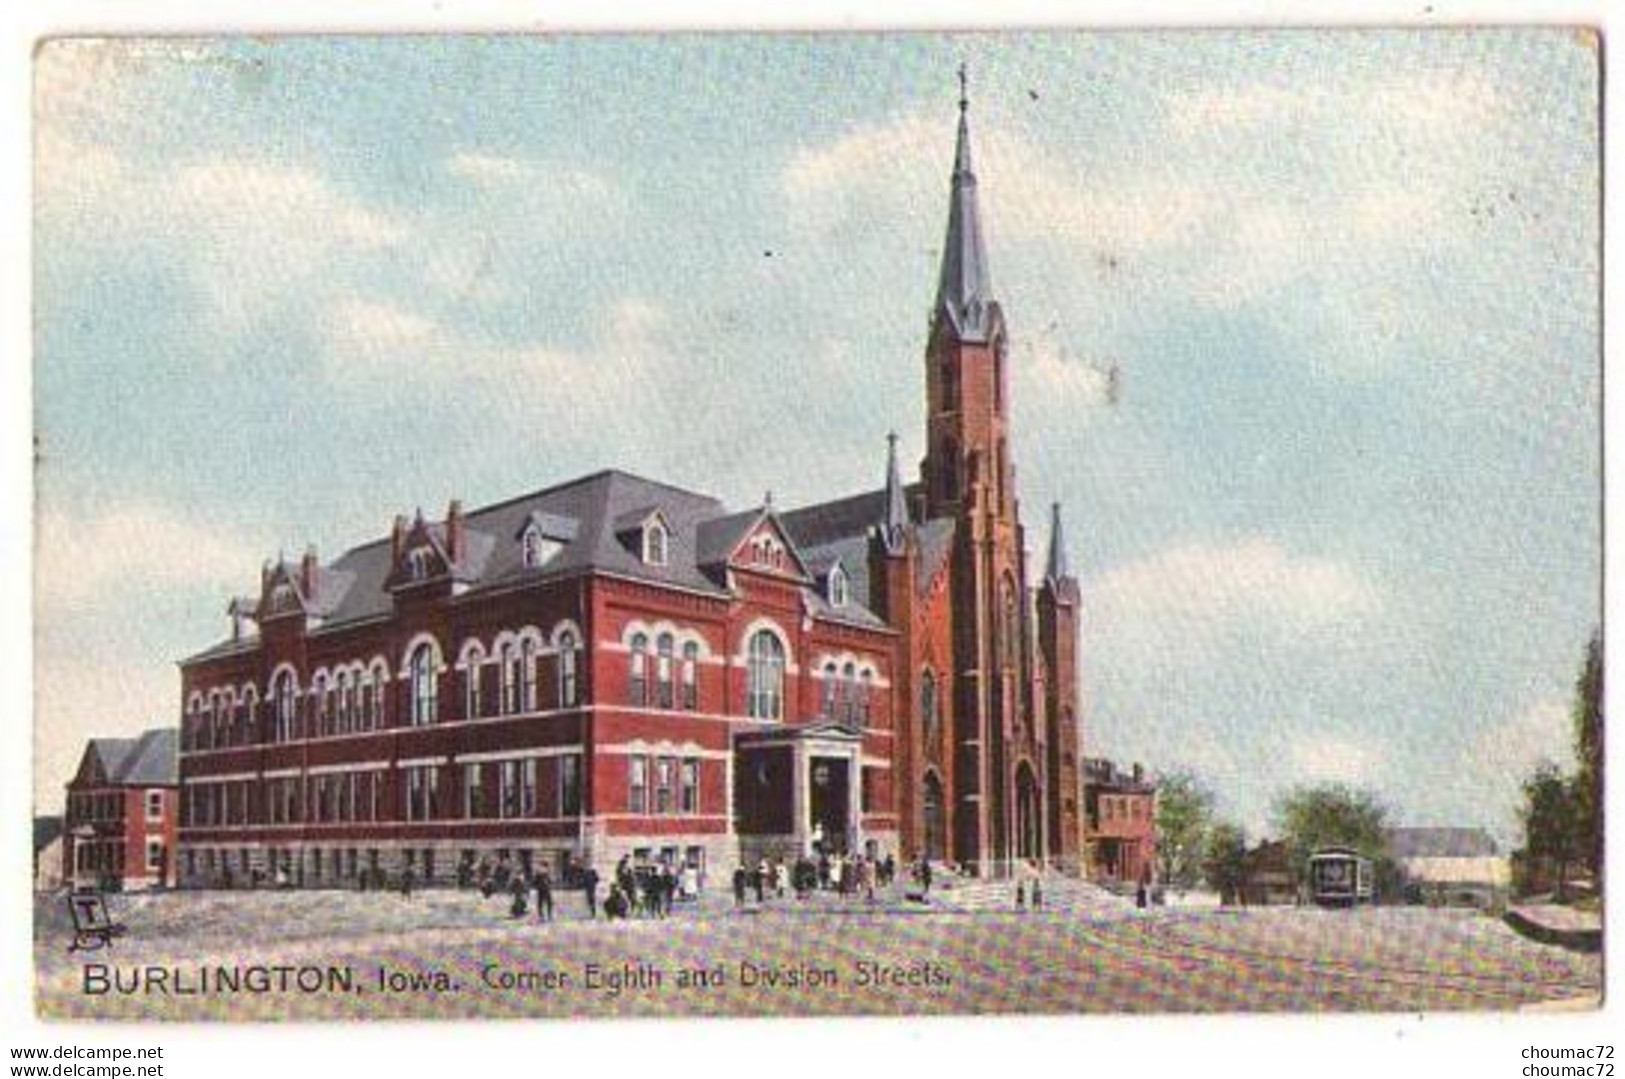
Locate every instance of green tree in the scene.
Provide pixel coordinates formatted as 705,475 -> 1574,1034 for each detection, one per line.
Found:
1517,762 -> 1580,901
1202,820 -> 1248,906
1154,771 -> 1214,890
1571,631 -> 1603,887
1274,783 -> 1390,887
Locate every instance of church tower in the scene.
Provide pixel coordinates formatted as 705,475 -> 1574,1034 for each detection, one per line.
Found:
1038,502 -> 1083,869
922,73 -> 1044,873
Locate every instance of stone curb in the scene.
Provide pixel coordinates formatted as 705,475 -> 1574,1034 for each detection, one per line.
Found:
1503,907 -> 1603,953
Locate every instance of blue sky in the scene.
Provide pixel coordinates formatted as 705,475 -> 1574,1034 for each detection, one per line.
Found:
33,31 -> 1599,842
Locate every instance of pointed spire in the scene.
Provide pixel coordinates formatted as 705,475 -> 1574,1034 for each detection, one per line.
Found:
881,432 -> 908,555
1045,501 -> 1071,583
934,64 -> 995,343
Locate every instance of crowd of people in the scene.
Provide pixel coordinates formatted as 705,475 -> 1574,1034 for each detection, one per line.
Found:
729,850 -> 911,907
393,846 -> 954,921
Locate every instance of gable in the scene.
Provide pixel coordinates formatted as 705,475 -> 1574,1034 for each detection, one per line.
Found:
730,516 -> 810,580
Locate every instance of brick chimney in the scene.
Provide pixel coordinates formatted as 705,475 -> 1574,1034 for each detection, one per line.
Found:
446,499 -> 465,563
300,545 -> 319,595
391,514 -> 409,562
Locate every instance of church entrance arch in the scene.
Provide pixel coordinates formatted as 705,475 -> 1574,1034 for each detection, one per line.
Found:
922,770 -> 947,862
1014,762 -> 1040,863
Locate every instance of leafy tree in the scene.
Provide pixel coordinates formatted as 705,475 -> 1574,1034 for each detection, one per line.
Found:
1154,771 -> 1214,889
1571,631 -> 1603,886
1517,762 -> 1580,901
1202,820 -> 1248,905
1274,783 -> 1389,886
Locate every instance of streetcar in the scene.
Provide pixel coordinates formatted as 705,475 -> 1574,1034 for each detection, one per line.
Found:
1307,847 -> 1375,907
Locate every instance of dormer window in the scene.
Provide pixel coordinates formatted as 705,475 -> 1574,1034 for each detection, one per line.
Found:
828,564 -> 849,608
521,526 -> 561,570
406,546 -> 431,581
643,520 -> 669,566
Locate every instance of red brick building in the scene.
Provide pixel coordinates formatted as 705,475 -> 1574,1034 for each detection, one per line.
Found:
64,729 -> 178,891
1082,758 -> 1156,886
175,91 -> 1085,888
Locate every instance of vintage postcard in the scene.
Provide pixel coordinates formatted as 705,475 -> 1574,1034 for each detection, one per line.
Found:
30,30 -> 1602,1022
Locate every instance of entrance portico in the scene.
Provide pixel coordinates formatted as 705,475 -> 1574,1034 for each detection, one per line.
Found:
734,721 -> 865,862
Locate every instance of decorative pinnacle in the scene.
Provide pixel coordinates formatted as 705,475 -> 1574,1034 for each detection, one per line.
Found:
957,61 -> 969,113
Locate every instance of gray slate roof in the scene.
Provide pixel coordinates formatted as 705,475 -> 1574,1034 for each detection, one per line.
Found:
80,728 -> 177,787
1385,827 -> 1500,859
34,815 -> 63,853
188,469 -> 923,662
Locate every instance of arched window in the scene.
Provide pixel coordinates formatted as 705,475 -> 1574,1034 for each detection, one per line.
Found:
828,565 -> 849,607
558,631 -> 579,708
272,671 -> 298,743
628,633 -> 649,706
521,638 -> 538,712
921,669 -> 941,754
522,529 -> 541,569
358,672 -> 376,731
409,643 -> 438,726
681,641 -> 699,710
656,633 -> 675,709
501,642 -> 520,714
857,669 -> 873,727
337,670 -> 353,734
313,674 -> 331,737
821,661 -> 839,718
242,686 -> 259,744
201,691 -> 217,750
842,662 -> 858,723
747,630 -> 786,721
464,646 -> 484,719
644,522 -> 668,566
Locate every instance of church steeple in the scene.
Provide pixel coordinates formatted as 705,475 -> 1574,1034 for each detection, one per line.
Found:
1045,501 -> 1071,584
933,65 -> 996,345
880,431 -> 908,555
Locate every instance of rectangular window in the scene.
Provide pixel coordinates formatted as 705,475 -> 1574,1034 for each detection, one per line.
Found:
406,766 -> 439,822
655,757 -> 674,815
145,789 -> 163,822
628,756 -> 648,815
680,759 -> 699,815
521,759 -> 538,818
464,762 -> 486,819
629,654 -> 647,707
560,754 -> 582,817
500,760 -> 522,820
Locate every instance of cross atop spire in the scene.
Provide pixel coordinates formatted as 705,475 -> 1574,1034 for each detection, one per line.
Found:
880,431 -> 908,556
934,67 -> 995,343
1045,501 -> 1071,584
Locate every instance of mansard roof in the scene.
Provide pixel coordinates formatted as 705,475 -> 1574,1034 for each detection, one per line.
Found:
185,468 -> 907,663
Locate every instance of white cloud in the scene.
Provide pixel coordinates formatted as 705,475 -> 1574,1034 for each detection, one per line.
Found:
37,500 -> 260,613
446,150 -> 535,184
1287,735 -> 1382,786
1474,698 -> 1574,779
1088,537 -> 1379,635
322,294 -> 673,415
783,112 -> 1209,258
